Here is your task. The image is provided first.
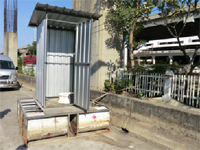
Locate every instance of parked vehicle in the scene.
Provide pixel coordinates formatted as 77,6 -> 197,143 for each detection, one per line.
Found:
193,66 -> 200,74
183,65 -> 200,74
0,55 -> 18,88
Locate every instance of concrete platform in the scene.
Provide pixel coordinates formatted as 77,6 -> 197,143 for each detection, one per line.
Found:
43,104 -> 108,116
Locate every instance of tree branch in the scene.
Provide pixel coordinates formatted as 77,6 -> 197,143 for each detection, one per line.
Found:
166,25 -> 177,37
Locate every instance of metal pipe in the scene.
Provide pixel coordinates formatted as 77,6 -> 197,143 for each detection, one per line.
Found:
43,13 -> 48,107
78,23 -> 83,107
74,111 -> 110,133
27,116 -> 68,141
47,19 -> 78,25
86,20 -> 93,110
74,24 -> 79,107
82,22 -> 87,109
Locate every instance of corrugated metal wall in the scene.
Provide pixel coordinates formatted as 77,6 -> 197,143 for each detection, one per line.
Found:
36,19 -> 47,107
74,20 -> 92,110
36,19 -> 92,110
46,29 -> 75,97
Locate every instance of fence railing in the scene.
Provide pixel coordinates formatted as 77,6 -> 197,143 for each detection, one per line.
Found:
110,71 -> 200,108
134,73 -> 165,97
171,75 -> 200,108
113,72 -> 165,97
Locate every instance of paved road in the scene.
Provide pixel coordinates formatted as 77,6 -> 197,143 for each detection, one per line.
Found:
0,86 -> 167,150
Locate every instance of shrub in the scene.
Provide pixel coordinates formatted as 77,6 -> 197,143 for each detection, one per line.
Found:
17,56 -> 23,73
104,76 -> 132,94
147,65 -> 169,74
104,79 -> 115,92
23,55 -> 36,65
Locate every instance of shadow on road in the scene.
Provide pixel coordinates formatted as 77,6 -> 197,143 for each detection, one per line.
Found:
0,109 -> 11,119
16,145 -> 27,150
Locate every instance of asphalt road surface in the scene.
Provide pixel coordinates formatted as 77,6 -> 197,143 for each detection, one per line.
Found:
0,86 -> 167,150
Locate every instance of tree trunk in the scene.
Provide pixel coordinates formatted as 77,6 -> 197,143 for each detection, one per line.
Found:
185,61 -> 193,76
129,21 -> 137,68
176,37 -> 192,75
129,30 -> 134,67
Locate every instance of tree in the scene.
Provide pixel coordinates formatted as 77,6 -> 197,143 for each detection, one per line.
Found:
105,0 -> 155,68
28,41 -> 37,55
144,0 -> 200,75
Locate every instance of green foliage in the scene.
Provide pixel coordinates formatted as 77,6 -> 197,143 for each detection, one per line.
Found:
156,0 -> 199,20
104,76 -> 132,94
147,65 -> 169,74
104,78 -> 146,100
136,91 -> 145,99
126,64 -> 132,73
30,65 -> 35,77
115,75 -> 132,93
134,62 -> 148,73
133,39 -> 146,50
107,0 -> 154,30
104,79 -> 115,92
28,41 -> 37,55
17,56 -> 23,74
105,0 -> 155,67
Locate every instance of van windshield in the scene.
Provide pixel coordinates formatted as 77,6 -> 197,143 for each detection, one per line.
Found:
0,60 -> 15,69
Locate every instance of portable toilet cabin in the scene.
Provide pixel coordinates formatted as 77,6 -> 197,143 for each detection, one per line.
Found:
17,4 -> 111,145
28,3 -> 101,110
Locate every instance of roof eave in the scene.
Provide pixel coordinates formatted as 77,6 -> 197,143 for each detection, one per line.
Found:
28,3 -> 102,27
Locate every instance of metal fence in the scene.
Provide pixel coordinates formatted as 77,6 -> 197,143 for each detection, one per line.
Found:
110,72 -> 200,108
114,72 -> 165,97
134,73 -> 165,97
171,75 -> 200,108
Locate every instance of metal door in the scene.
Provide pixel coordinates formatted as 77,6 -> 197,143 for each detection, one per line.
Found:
74,20 -> 92,110
36,19 -> 47,107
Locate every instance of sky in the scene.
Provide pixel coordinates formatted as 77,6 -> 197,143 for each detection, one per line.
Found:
0,0 -> 72,53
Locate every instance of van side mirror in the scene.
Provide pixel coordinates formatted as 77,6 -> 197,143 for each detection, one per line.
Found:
16,67 -> 18,70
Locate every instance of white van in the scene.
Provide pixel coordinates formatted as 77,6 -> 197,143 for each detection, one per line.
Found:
0,55 -> 18,88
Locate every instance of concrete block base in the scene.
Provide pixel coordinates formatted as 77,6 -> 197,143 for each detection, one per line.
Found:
91,90 -> 200,149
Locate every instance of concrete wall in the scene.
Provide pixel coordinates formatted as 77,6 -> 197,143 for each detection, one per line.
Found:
4,32 -> 18,67
90,90 -> 200,142
73,0 -> 122,90
16,73 -> 35,87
